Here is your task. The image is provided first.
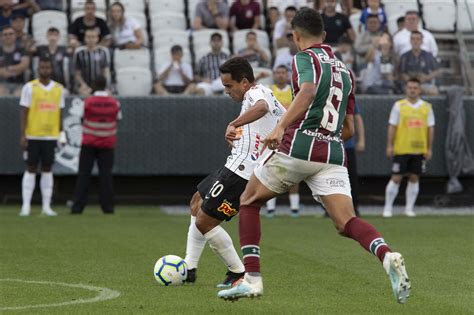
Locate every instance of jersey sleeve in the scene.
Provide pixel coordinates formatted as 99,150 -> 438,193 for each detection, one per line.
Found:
293,52 -> 318,85
427,105 -> 435,127
247,87 -> 267,108
388,102 -> 401,126
60,87 -> 66,109
19,83 -> 32,107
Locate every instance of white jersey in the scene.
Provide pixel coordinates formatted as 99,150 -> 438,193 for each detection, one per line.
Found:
224,84 -> 286,180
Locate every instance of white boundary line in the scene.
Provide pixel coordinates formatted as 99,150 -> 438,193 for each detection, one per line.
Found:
0,279 -> 121,311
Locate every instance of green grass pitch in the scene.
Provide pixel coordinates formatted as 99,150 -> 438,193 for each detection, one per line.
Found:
1,206 -> 473,314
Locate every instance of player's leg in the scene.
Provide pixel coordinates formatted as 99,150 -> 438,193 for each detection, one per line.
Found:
383,155 -> 406,217
405,156 -> 422,217
184,191 -> 206,283
20,140 -> 39,216
39,141 -> 57,216
289,184 -> 300,218
97,148 -> 114,214
314,165 -> 410,304
71,145 -> 95,214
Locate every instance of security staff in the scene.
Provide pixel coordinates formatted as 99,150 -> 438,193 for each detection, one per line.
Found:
71,75 -> 121,214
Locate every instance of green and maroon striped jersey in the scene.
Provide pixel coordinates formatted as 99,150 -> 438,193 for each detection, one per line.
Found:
279,44 -> 355,166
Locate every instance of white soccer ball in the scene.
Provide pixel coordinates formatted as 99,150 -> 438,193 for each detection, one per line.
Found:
154,255 -> 188,286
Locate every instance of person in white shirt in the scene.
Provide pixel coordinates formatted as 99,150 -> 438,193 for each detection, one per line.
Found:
273,32 -> 297,77
183,57 -> 286,287
154,45 -> 193,95
108,1 -> 145,49
393,11 -> 438,57
273,6 -> 297,48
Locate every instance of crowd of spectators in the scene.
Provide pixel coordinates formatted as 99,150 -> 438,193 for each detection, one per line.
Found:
0,0 -> 443,97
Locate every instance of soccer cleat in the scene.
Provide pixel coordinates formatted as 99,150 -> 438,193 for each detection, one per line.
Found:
382,206 -> 393,218
290,209 -> 300,218
41,208 -> 58,216
405,210 -> 416,217
185,268 -> 197,283
217,277 -> 263,301
383,252 -> 411,304
216,270 -> 245,288
19,208 -> 30,216
266,210 -> 275,218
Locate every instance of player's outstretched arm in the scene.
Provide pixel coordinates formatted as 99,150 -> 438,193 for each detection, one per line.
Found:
225,100 -> 269,146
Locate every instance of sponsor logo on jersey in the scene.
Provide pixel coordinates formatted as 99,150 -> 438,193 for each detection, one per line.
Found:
39,102 -> 58,111
326,178 -> 346,188
217,200 -> 237,217
407,118 -> 425,128
251,134 -> 261,161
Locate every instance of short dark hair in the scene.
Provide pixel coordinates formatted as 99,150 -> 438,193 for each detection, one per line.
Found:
405,10 -> 419,17
38,57 -> 52,65
291,8 -> 324,37
285,6 -> 297,12
246,31 -> 257,38
85,27 -> 98,34
366,14 -> 379,21
171,45 -> 182,53
410,30 -> 423,38
92,75 -> 107,91
275,65 -> 288,72
338,35 -> 353,45
219,57 -> 255,83
397,16 -> 405,24
12,13 -> 25,20
407,77 -> 421,85
85,0 -> 96,6
47,27 -> 60,34
1,25 -> 14,32
210,32 -> 222,41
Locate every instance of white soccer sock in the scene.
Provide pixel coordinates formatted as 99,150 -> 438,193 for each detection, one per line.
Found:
405,181 -> 419,213
289,193 -> 300,210
21,171 -> 36,211
204,225 -> 245,274
266,198 -> 276,210
40,172 -> 53,211
184,216 -> 207,269
384,180 -> 400,211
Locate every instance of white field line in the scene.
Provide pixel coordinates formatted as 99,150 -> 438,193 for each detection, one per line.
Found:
0,279 -> 121,311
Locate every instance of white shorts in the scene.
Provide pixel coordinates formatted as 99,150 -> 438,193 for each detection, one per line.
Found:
254,151 -> 352,202
197,79 -> 224,96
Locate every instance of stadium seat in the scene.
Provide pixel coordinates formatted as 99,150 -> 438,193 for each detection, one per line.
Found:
71,10 -> 107,22
350,11 -> 362,35
421,0 -> 456,32
70,0 -> 106,13
115,0 -> 146,14
187,0 -> 200,23
266,0 -> 307,12
381,0 -> 418,18
32,11 -> 68,46
116,67 -> 152,96
154,47 -> 192,73
457,0 -> 474,32
232,29 -> 270,52
192,29 -> 230,52
153,30 -> 190,51
151,13 -> 187,33
149,0 -> 185,16
194,47 -> 231,64
253,67 -> 273,85
114,49 -> 151,71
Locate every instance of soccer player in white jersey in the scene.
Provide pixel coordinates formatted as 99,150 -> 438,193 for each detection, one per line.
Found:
184,57 -> 286,287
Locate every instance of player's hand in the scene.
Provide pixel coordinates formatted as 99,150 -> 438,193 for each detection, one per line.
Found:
424,149 -> 432,161
356,140 -> 365,152
20,135 -> 28,150
225,124 -> 237,147
386,146 -> 393,158
262,125 -> 285,152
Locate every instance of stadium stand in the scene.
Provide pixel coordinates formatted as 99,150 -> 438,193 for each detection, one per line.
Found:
153,30 -> 190,51
233,28 -> 270,52
150,12 -> 187,32
421,0 -> 456,32
116,67 -> 152,96
114,49 -> 151,71
31,10 -> 68,45
114,0 -> 146,14
154,46 -> 192,72
457,0 -> 474,32
192,29 -> 230,52
149,0 -> 186,16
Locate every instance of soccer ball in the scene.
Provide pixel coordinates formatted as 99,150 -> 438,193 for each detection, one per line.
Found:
154,255 -> 188,286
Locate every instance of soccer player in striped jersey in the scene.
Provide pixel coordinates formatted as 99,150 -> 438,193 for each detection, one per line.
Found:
184,57 -> 286,287
218,8 -> 411,304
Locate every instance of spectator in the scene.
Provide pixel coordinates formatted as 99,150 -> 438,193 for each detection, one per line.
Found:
229,0 -> 260,32
108,1 -> 144,49
73,27 -> 110,96
11,13 -> 33,51
359,0 -> 386,32
269,65 -> 291,108
193,0 -> 229,31
273,6 -> 297,48
68,0 -> 111,49
265,6 -> 280,40
71,75 -> 121,215
399,31 -> 440,95
336,36 -> 356,72
237,31 -> 269,68
10,0 -> 39,16
393,16 -> 405,37
0,3 -> 14,28
354,14 -> 384,66
187,33 -> 229,95
314,0 -> 354,15
0,25 -> 30,96
273,33 -> 297,77
393,11 -> 438,57
154,45 -> 193,96
36,0 -> 63,10
321,0 -> 355,46
31,27 -> 70,88
362,33 -> 397,94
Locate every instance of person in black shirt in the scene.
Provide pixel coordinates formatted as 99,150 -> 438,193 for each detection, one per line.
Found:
68,0 -> 111,49
321,0 -> 355,46
31,27 -> 70,89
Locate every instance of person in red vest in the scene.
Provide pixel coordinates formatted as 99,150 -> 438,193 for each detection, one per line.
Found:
71,75 -> 121,214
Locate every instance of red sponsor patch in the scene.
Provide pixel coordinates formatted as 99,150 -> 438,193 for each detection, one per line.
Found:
407,118 -> 425,128
39,103 -> 57,111
217,201 -> 237,217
